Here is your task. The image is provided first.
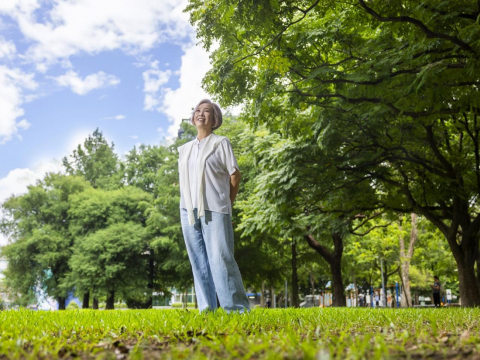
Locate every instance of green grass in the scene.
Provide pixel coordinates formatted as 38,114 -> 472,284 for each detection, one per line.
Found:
0,308 -> 479,359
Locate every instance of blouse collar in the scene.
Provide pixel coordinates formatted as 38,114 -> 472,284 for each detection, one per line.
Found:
193,132 -> 213,145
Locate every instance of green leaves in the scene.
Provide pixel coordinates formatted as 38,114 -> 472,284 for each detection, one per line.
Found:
62,129 -> 121,190
0,174 -> 91,304
68,222 -> 149,296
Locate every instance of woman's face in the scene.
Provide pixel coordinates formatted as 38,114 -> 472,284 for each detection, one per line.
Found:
194,103 -> 214,130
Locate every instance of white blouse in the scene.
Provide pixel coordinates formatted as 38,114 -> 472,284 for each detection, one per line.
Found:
179,133 -> 239,215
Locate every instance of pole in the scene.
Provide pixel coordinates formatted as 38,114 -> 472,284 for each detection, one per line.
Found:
381,260 -> 386,307
370,286 -> 374,307
272,287 -> 276,308
261,281 -> 265,308
285,280 -> 288,308
395,282 -> 400,308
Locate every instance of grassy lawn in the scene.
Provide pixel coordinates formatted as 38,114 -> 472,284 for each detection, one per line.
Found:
0,308 -> 479,359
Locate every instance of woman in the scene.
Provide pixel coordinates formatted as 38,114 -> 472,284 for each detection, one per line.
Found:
178,99 -> 250,313
431,276 -> 441,307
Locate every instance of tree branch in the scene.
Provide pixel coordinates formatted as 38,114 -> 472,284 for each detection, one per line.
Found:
351,211 -> 384,231
304,233 -> 333,263
358,0 -> 475,53
233,0 -> 320,65
286,89 -> 462,118
351,221 -> 393,236
408,213 -> 418,259
424,125 -> 456,178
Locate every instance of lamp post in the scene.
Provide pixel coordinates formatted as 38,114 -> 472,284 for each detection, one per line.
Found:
380,259 -> 386,307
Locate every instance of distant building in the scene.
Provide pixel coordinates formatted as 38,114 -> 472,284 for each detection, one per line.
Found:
153,286 -> 195,307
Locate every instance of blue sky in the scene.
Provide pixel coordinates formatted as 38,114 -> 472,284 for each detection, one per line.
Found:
0,0 -> 221,245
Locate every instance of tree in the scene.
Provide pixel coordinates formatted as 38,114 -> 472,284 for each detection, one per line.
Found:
236,129 -> 382,306
122,143 -> 178,307
0,174 -> 90,309
67,223 -> 149,309
187,0 -> 480,306
217,118 -> 293,299
66,186 -> 153,307
142,121 -> 198,300
409,220 -> 459,303
63,128 -> 121,190
345,214 -> 400,291
398,214 -> 418,307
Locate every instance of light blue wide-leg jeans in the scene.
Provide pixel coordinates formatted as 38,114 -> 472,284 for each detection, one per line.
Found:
180,208 -> 250,313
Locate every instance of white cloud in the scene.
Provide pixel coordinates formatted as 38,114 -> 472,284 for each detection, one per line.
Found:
102,115 -> 126,120
0,0 -> 40,17
0,159 -> 63,246
157,41 -> 211,139
0,65 -> 37,144
0,160 -> 63,201
54,70 -> 120,95
0,36 -> 16,58
131,135 -> 139,140
1,0 -> 192,70
151,40 -> 243,140
143,69 -> 171,110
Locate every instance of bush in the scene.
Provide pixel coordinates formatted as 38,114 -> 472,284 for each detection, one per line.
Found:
171,302 -> 196,308
97,302 -> 128,309
66,301 -> 79,310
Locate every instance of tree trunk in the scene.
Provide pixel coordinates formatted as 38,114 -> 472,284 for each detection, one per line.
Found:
105,290 -> 115,310
82,292 -> 90,309
398,213 -> 418,307
477,251 -> 480,287
310,270 -> 315,295
145,248 -> 154,309
304,231 -> 346,307
57,297 -> 66,310
437,218 -> 480,306
291,239 -> 300,307
93,297 -> 99,310
417,197 -> 480,306
382,262 -> 398,291
261,281 -> 266,307
456,254 -> 480,306
352,271 -> 358,307
330,256 -> 346,307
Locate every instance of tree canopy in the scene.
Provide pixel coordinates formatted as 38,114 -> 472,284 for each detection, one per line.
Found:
187,0 -> 480,306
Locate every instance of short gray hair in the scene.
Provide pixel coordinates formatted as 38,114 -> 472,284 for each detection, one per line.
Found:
190,99 -> 223,130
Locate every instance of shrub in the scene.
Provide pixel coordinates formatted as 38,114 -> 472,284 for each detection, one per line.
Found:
171,302 -> 196,308
66,302 -> 79,310
97,302 -> 128,309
